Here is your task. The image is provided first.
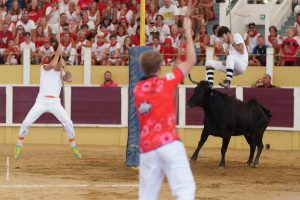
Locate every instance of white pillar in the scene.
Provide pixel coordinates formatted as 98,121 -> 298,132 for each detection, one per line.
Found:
206,47 -> 214,61
64,86 -> 72,117
266,47 -> 274,83
83,47 -> 92,85
264,5 -> 271,43
23,46 -> 31,85
219,1 -> 228,26
5,86 -> 13,124
178,86 -> 186,127
294,88 -> 300,130
236,86 -> 243,101
121,86 -> 128,127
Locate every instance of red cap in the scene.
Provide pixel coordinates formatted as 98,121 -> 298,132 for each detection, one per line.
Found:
165,38 -> 172,44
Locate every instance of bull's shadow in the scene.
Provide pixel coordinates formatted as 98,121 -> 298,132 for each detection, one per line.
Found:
187,74 -> 272,168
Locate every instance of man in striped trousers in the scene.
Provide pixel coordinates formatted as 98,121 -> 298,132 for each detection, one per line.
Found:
205,26 -> 248,88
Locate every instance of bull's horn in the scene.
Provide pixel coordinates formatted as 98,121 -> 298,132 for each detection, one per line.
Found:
188,74 -> 199,85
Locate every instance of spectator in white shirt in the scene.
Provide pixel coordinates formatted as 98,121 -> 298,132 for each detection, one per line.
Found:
45,0 -> 60,25
244,22 -> 260,54
156,15 -> 170,39
16,12 -> 36,38
158,0 -> 179,26
51,13 -> 68,40
19,32 -> 37,63
38,38 -> 55,64
60,0 -> 71,14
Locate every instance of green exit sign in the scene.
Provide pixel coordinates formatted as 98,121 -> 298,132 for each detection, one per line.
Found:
260,14 -> 265,20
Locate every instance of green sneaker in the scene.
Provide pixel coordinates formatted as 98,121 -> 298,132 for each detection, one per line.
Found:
14,145 -> 22,159
69,145 -> 81,158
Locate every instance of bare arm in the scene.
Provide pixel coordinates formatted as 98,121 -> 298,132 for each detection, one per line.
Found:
177,17 -> 196,75
44,47 -> 62,71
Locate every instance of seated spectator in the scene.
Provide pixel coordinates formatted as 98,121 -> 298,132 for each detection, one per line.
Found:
7,0 -> 22,24
79,11 -> 96,33
279,27 -> 299,66
59,0 -> 71,14
97,0 -> 108,15
116,25 -> 128,45
249,35 -> 267,66
75,30 -> 91,64
177,35 -> 187,62
100,71 -> 118,87
4,14 -> 16,35
199,24 -> 210,64
37,38 -> 54,64
92,32 -> 108,65
4,40 -> 19,64
271,37 -> 282,66
19,32 -> 37,63
152,36 -> 162,52
98,18 -> 115,34
155,15 -> 170,39
195,0 -> 214,21
101,0 -> 118,24
148,26 -> 165,44
244,22 -> 260,54
168,24 -> 181,49
120,36 -> 134,66
39,17 -> 52,38
5,0 -> 26,11
60,23 -> 77,42
146,2 -> 158,23
34,25 -> 47,49
117,3 -> 133,25
158,0 -> 179,26
45,0 -> 60,26
0,1 -> 7,20
14,24 -> 25,45
16,11 -> 36,37
191,7 -> 206,34
52,13 -> 68,40
50,39 -> 59,51
61,33 -> 76,65
251,74 -> 277,88
0,22 -> 14,56
66,1 -> 81,33
88,1 -> 101,27
267,26 -> 281,47
160,37 -> 176,66
102,34 -> 121,66
294,13 -> 300,34
178,0 -> 188,16
131,25 -> 140,46
27,0 -> 43,23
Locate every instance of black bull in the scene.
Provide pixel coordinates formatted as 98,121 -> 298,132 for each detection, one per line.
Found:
186,75 -> 272,168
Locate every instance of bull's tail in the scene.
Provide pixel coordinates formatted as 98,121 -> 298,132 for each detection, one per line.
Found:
247,98 -> 272,118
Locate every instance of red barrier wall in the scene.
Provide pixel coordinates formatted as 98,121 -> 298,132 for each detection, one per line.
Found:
0,87 -> 5,123
71,87 -> 121,124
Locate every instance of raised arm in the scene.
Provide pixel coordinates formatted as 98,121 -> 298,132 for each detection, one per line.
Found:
177,17 -> 196,75
44,47 -> 62,71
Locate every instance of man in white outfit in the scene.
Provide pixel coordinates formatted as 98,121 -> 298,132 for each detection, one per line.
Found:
205,26 -> 248,88
14,47 -> 81,159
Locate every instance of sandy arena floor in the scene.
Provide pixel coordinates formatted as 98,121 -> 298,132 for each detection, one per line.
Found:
0,144 -> 299,200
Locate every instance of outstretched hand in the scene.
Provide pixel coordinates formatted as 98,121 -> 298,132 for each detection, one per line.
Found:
183,17 -> 192,33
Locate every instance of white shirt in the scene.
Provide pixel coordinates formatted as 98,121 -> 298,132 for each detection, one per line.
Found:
117,35 -> 127,46
38,65 -> 62,98
60,1 -> 70,14
178,6 -> 188,16
158,5 -> 179,26
20,42 -> 36,52
39,46 -> 54,55
243,32 -> 260,54
51,24 -> 63,37
117,9 -> 133,24
92,42 -> 108,59
157,24 -> 170,38
16,20 -> 36,33
46,7 -> 60,25
223,33 -> 248,63
79,21 -> 95,30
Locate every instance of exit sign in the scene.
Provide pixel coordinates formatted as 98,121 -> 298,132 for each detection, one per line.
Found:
260,14 -> 265,20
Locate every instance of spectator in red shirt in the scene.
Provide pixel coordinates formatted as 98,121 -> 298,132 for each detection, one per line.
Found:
100,71 -> 118,87
160,37 -> 177,66
131,26 -> 140,46
4,40 -> 19,64
27,0 -> 43,23
0,22 -> 14,53
98,0 -> 108,14
134,17 -> 196,200
78,0 -> 93,10
34,25 -> 47,49
280,27 -> 299,66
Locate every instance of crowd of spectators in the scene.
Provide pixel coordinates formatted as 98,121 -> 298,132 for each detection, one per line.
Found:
0,0 -> 299,66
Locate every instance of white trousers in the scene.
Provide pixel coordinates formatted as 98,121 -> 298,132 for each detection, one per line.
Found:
139,141 -> 196,200
18,96 -> 75,139
205,55 -> 248,75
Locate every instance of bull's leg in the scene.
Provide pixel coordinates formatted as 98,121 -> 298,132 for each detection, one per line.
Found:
244,135 -> 256,167
219,136 -> 231,168
191,128 -> 209,161
253,137 -> 264,168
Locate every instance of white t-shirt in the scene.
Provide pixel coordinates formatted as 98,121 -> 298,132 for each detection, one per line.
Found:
117,10 -> 133,24
51,24 -> 63,37
92,42 -> 108,60
16,20 -> 36,33
39,46 -> 54,56
178,6 -> 188,16
243,32 -> 260,54
20,42 -> 36,52
60,1 -> 70,14
45,7 -> 60,25
117,35 -> 127,46
79,21 -> 95,30
223,33 -> 248,63
38,65 -> 62,98
107,42 -> 121,58
158,5 -> 179,26
157,24 -> 170,38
